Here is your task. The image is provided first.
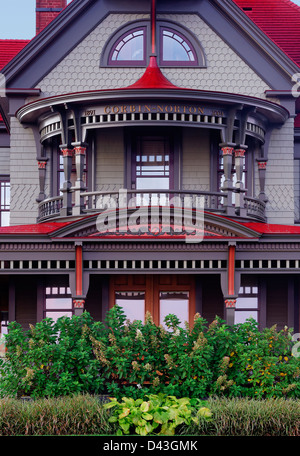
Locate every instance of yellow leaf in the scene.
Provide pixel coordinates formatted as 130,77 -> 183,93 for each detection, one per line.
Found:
119,408 -> 130,419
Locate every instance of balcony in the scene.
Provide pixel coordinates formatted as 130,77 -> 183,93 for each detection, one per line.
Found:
37,189 -> 266,224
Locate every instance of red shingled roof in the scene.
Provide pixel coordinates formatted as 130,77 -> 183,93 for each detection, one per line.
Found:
0,221 -> 72,235
0,40 -> 30,124
234,0 -> 300,67
0,215 -> 300,238
0,39 -> 30,70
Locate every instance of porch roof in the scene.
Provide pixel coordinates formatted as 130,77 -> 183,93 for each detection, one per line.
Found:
1,215 -> 300,240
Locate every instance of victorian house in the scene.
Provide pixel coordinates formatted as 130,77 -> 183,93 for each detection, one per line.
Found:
0,0 -> 300,339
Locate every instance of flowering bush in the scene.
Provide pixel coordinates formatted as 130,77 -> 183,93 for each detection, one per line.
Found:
0,312 -> 105,398
212,319 -> 300,398
0,306 -> 299,399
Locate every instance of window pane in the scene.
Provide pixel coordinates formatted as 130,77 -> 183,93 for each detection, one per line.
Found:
46,298 -> 72,310
236,297 -> 258,309
115,291 -> 145,322
112,31 -> 144,62
163,35 -> 190,61
160,291 -> 189,329
235,311 -> 258,325
45,311 -> 73,322
1,212 -> 10,227
162,29 -> 197,63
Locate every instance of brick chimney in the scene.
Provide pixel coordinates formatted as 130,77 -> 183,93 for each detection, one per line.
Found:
36,0 -> 67,34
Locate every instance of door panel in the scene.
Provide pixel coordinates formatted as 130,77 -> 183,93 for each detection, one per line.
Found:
110,274 -> 195,326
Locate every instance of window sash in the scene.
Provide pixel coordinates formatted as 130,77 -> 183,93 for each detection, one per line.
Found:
0,180 -> 10,227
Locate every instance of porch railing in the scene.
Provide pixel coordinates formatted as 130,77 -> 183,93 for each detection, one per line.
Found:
81,189 -> 227,213
38,195 -> 63,221
244,196 -> 266,222
37,189 -> 266,223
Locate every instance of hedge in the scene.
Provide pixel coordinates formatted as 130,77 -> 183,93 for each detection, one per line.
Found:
0,306 -> 299,400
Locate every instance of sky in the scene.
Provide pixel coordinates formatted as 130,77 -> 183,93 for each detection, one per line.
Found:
0,0 -> 300,39
0,0 -> 73,39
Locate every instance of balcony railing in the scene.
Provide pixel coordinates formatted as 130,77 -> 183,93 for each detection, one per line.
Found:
38,195 -> 63,221
81,189 -> 226,213
37,189 -> 266,223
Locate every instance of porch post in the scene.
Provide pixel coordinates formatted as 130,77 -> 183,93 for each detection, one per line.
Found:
220,144 -> 235,216
73,241 -> 85,316
222,242 -> 238,325
73,143 -> 87,216
73,298 -> 85,317
36,158 -> 48,202
225,298 -> 237,326
234,146 -> 247,216
60,145 -> 74,216
256,159 -> 268,203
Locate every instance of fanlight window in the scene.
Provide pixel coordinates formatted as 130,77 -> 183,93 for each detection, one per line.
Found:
103,21 -> 205,68
108,28 -> 146,65
161,28 -> 198,65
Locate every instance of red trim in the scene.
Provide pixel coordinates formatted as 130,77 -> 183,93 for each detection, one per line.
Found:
151,0 -> 156,55
2,213 -> 300,238
126,55 -> 180,89
228,245 -> 236,296
75,244 -> 83,296
225,298 -> 236,308
73,298 -> 85,309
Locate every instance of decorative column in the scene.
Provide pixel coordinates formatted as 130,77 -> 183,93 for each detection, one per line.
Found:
220,145 -> 235,215
60,145 -> 74,216
225,299 -> 237,326
73,242 -> 85,316
224,243 -> 237,326
234,146 -> 247,216
73,298 -> 85,317
36,157 -> 48,202
257,159 -> 268,203
73,143 -> 87,216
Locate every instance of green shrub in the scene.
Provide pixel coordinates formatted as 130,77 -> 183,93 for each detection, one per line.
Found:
0,312 -> 105,398
0,306 -> 299,400
210,319 -> 300,399
91,307 -> 215,399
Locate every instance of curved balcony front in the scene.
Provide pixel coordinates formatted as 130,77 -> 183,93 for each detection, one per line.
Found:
37,188 -> 266,225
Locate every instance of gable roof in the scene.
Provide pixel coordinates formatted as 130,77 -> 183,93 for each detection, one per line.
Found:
234,0 -> 300,67
0,0 -> 297,94
0,1 -> 300,76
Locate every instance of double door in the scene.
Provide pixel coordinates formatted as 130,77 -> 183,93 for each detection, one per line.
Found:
110,274 -> 195,328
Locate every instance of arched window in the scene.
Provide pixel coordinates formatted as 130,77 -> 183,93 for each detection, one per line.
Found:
160,27 -> 198,66
101,21 -> 206,68
108,27 -> 147,66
